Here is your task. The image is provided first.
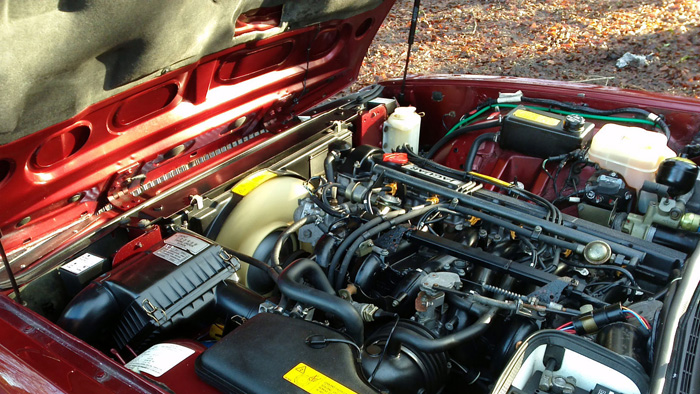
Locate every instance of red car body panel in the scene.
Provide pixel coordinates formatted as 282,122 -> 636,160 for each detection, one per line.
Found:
0,295 -> 167,393
0,1 -> 394,287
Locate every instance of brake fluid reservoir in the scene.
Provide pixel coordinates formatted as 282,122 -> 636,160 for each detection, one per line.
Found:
588,124 -> 675,191
383,106 -> 421,152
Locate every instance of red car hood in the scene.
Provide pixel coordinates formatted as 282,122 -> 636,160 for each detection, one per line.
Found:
0,0 -> 394,285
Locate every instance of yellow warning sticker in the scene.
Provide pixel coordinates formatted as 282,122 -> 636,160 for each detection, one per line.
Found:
231,170 -> 277,196
513,109 -> 561,127
283,363 -> 358,394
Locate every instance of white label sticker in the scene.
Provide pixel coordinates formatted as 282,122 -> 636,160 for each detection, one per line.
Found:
61,253 -> 105,275
153,244 -> 192,266
125,343 -> 195,377
164,233 -> 209,254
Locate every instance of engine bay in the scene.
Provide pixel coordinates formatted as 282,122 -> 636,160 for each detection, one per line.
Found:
14,83 -> 700,394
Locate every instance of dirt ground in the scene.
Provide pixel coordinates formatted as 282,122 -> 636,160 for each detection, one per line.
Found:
353,0 -> 700,98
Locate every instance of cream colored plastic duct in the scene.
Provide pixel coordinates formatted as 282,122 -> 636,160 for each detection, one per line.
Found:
216,176 -> 308,287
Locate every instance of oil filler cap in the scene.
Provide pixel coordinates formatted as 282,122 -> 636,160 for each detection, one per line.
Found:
383,152 -> 409,164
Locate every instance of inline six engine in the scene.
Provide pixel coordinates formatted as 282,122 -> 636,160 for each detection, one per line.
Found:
30,91 -> 700,394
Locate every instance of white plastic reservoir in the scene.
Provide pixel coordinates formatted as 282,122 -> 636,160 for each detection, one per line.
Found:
588,123 -> 675,190
383,106 -> 421,153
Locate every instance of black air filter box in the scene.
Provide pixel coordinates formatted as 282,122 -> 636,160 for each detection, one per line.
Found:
196,313 -> 377,394
499,105 -> 594,158
58,232 -> 240,351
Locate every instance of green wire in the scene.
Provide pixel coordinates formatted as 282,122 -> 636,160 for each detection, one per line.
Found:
445,103 -> 660,136
445,106 -> 491,135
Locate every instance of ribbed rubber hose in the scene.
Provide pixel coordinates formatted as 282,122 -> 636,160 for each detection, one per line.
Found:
334,204 -> 445,289
328,210 -> 406,286
277,258 -> 364,344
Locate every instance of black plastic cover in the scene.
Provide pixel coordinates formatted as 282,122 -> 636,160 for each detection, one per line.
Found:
196,313 -> 377,394
656,157 -> 699,197
499,106 -> 594,158
58,252 -> 110,296
58,232 -> 239,351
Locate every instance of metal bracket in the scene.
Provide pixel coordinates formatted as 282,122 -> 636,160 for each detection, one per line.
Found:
218,249 -> 241,271
107,163 -> 147,210
141,298 -> 166,325
527,277 -> 572,304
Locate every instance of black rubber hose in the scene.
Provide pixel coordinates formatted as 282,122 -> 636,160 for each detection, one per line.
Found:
521,96 -> 671,139
328,210 -> 406,285
354,254 -> 383,290
174,227 -> 281,281
281,258 -> 335,295
313,235 -> 337,269
278,258 -> 364,344
271,215 -> 317,272
224,247 -> 279,282
652,226 -> 700,254
464,132 -> 498,173
445,293 -> 490,316
425,120 -> 501,159
335,204 -> 444,289
308,193 -> 345,218
324,151 -> 340,183
387,307 -> 498,354
215,281 -> 266,319
566,260 -> 639,288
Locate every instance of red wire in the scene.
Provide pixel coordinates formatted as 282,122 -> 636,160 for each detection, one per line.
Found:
555,322 -> 573,330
